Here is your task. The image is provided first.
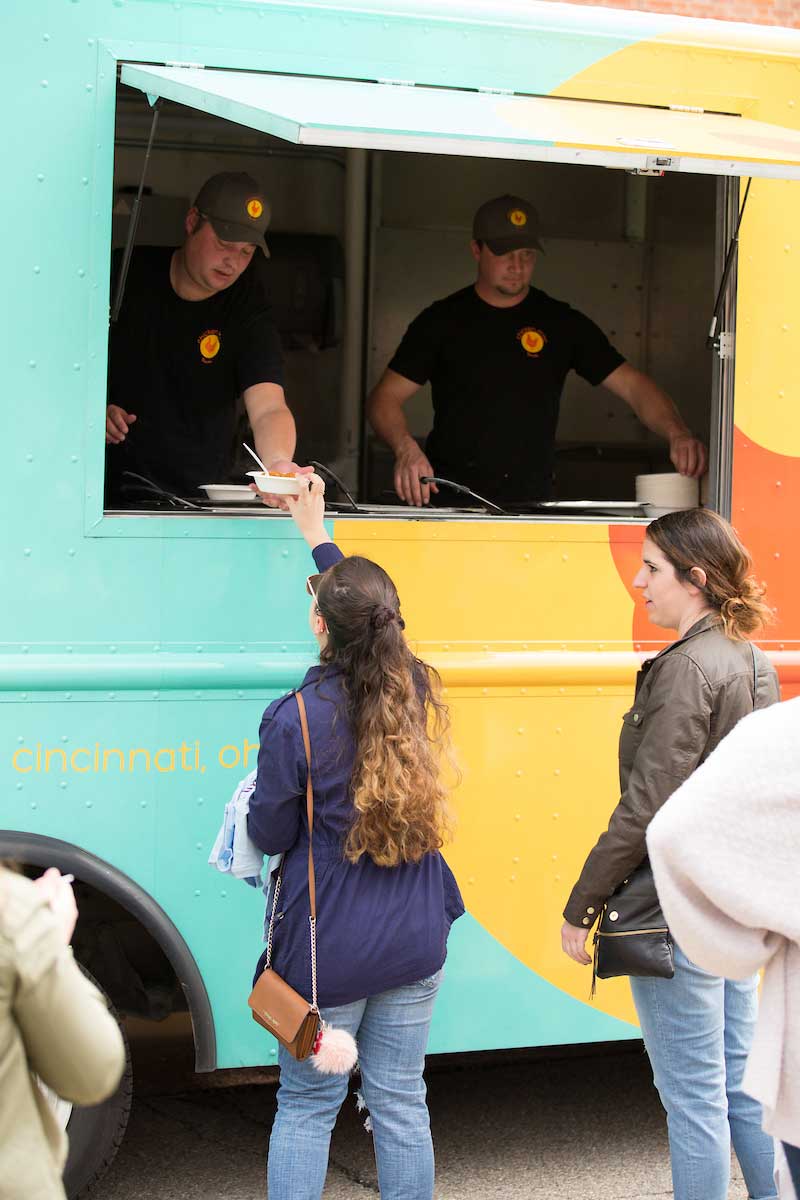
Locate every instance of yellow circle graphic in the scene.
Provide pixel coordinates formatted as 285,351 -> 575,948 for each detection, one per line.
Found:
509,208 -> 528,227
246,198 -> 263,219
519,327 -> 545,356
199,332 -> 221,360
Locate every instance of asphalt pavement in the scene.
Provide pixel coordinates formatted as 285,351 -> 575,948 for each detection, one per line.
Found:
95,1036 -> 753,1199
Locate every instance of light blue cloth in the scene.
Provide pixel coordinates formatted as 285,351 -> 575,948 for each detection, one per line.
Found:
209,769 -> 282,889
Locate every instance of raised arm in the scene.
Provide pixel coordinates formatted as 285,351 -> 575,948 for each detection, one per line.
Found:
602,363 -> 708,479
285,475 -> 333,550
244,382 -> 306,477
366,369 -> 438,506
10,873 -> 125,1106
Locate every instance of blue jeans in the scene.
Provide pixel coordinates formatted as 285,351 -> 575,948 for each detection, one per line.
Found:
631,945 -> 777,1200
267,970 -> 442,1200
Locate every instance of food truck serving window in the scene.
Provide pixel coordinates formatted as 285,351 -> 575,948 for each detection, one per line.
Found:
105,64 -> 800,528
120,64 -> 800,179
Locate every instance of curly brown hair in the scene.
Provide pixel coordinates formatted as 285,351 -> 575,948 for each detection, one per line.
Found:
647,508 -> 773,641
315,556 -> 454,868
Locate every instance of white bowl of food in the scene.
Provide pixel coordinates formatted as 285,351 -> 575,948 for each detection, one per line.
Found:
246,470 -> 303,495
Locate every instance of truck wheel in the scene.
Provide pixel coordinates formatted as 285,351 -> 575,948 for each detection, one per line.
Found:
51,972 -> 134,1198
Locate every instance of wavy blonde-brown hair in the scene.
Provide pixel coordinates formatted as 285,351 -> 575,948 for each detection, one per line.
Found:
315,556 -> 454,867
647,508 -> 773,641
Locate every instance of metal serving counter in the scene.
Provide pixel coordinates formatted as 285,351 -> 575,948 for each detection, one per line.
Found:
106,499 -> 654,523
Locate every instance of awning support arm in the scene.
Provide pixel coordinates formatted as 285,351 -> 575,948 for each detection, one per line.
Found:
706,177 -> 751,350
110,97 -> 163,324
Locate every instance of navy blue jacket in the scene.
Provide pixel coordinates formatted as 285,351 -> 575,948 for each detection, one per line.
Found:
248,542 -> 464,1008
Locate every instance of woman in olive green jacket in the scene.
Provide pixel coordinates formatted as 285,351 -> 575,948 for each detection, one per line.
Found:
561,509 -> 780,1200
0,866 -> 125,1200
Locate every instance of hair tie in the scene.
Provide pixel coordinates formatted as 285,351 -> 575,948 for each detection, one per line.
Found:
371,605 -> 398,631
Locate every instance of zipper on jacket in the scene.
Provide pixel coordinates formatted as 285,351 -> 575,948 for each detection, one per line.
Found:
597,928 -> 669,937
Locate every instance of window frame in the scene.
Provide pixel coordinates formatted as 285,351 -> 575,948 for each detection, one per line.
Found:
90,46 -> 743,535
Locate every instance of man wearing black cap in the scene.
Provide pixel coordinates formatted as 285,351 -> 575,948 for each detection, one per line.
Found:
367,193 -> 706,506
106,171 -> 309,499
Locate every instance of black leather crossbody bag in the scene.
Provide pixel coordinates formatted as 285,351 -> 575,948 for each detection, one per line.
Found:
592,861 -> 674,990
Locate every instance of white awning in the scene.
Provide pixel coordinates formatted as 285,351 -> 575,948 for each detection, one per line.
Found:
121,63 -> 800,179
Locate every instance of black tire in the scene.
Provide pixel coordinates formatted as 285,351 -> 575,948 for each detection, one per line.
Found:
61,974 -> 133,1198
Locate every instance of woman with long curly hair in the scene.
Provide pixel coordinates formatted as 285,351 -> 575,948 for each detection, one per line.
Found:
561,507 -> 780,1200
248,477 -> 463,1200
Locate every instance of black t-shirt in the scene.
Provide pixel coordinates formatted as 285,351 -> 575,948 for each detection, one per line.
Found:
106,247 -> 284,495
388,285 -> 625,502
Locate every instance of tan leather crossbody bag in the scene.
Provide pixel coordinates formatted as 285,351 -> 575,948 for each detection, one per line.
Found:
248,691 -> 320,1059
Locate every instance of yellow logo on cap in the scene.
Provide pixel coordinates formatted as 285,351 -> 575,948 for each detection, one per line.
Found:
246,198 -> 263,220
509,208 -> 528,227
518,327 -> 546,357
199,330 -> 221,362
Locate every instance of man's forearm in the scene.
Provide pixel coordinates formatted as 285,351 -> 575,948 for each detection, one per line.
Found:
631,387 -> 690,442
608,365 -> 689,442
605,364 -> 706,478
368,397 -> 415,455
251,406 -> 297,468
628,374 -> 688,440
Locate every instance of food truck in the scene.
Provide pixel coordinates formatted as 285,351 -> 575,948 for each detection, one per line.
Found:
3,0 -> 800,1191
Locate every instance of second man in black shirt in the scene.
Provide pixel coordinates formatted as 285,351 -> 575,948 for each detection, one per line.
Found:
367,194 -> 707,507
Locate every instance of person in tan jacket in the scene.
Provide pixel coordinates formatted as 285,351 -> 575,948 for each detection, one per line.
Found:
560,509 -> 780,1200
0,865 -> 125,1200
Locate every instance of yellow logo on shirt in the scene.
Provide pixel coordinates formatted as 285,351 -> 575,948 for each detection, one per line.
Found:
518,327 -> 546,357
246,198 -> 263,220
199,330 -> 221,363
509,208 -> 528,227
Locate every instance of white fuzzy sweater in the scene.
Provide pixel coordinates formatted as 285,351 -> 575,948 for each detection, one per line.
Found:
647,696 -> 800,1147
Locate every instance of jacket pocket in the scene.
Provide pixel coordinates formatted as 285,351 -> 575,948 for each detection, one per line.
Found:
619,706 -> 646,768
621,706 -> 645,731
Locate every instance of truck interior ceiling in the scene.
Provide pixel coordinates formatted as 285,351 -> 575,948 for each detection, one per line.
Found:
107,81 -> 728,516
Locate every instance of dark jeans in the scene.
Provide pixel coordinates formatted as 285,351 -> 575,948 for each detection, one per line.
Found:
783,1142 -> 800,1191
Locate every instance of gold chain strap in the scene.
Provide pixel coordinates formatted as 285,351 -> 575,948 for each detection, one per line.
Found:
309,916 -> 318,1012
265,871 -> 281,968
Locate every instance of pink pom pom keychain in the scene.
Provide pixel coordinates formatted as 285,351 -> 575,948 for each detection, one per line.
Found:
311,1022 -> 359,1075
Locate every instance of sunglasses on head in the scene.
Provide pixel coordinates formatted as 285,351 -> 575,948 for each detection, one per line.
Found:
306,574 -> 323,600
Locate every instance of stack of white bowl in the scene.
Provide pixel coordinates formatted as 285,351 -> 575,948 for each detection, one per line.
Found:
635,472 -> 700,518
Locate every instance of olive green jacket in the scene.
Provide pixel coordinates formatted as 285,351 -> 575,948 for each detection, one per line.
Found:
564,615 -> 780,928
0,868 -> 125,1200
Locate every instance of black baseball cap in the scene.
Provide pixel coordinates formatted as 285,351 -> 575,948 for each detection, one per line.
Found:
194,172 -> 271,256
472,194 -> 544,255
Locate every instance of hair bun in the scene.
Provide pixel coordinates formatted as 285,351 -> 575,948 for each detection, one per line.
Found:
718,575 -> 773,639
371,604 -> 397,631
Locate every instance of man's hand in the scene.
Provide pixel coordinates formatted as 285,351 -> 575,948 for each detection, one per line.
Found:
561,919 -> 592,966
394,438 -> 438,507
252,460 -> 314,511
669,433 -> 708,479
268,459 -> 315,478
106,405 -> 137,445
602,365 -> 708,482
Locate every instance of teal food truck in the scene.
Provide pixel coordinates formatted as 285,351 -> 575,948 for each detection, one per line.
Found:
4,0 -> 800,1192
